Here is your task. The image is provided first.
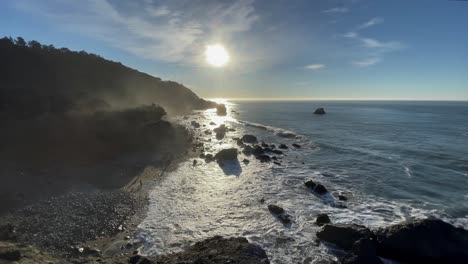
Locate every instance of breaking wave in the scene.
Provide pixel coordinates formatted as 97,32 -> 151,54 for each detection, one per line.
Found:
238,120 -> 302,139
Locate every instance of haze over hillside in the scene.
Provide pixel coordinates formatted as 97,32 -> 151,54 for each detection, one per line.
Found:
0,37 -> 214,118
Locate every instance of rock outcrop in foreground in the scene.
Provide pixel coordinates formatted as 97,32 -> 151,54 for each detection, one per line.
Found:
0,236 -> 269,264
146,236 -> 269,264
316,218 -> 468,264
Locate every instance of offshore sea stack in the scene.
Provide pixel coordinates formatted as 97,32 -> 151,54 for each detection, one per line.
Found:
216,104 -> 227,116
314,108 -> 326,115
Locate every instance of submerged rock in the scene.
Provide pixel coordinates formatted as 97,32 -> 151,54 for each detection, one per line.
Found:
272,149 -> 283,155
316,214 -> 331,226
314,108 -> 326,115
267,205 -> 291,225
252,145 -> 265,156
214,148 -> 238,161
314,184 -> 328,195
292,143 -> 301,148
256,154 -> 271,162
338,195 -> 348,201
241,134 -> 258,143
304,180 -> 316,189
278,144 -> 288,149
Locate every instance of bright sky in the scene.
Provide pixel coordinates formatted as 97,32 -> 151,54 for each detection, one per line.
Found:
1,0 -> 467,100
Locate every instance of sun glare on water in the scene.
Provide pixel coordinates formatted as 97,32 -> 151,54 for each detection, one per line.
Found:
205,44 -> 230,67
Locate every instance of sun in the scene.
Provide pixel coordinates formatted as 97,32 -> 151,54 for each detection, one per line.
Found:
205,44 -> 230,67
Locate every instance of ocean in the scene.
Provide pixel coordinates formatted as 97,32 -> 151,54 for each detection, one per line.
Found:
137,100 -> 468,263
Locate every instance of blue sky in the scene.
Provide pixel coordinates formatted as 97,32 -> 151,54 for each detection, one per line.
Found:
1,0 -> 467,100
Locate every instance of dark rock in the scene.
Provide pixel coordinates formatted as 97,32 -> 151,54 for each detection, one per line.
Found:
214,124 -> 227,139
190,121 -> 201,128
204,130 -> 212,135
338,195 -> 348,201
267,205 -> 291,225
209,121 -> 216,125
271,156 -> 278,160
241,135 -> 257,143
278,144 -> 288,149
216,104 -> 227,116
242,159 -> 250,164
314,108 -> 326,115
204,154 -> 214,162
263,147 -> 273,152
341,239 -> 383,264
242,145 -> 254,155
229,128 -> 236,132
273,161 -> 281,165
193,160 -> 197,166
292,143 -> 301,148
304,180 -> 316,189
153,236 -> 269,264
316,214 -> 331,226
261,142 -> 269,148
272,149 -> 283,155
256,154 -> 271,162
199,153 -> 206,159
214,148 -> 238,161
267,205 -> 284,215
376,218 -> 468,264
236,139 -> 244,146
252,145 -> 265,156
259,198 -> 265,204
316,224 -> 372,250
314,184 -> 328,195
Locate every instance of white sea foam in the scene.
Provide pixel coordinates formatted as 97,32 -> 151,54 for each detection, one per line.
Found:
404,166 -> 413,178
137,109 -> 468,263
238,120 -> 302,139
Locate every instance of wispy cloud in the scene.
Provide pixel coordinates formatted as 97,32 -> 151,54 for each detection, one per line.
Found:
322,7 -> 349,14
14,0 -> 259,64
358,17 -> 384,29
146,5 -> 170,17
304,64 -> 325,70
352,57 -> 381,67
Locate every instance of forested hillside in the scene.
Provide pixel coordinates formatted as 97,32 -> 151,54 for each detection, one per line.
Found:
0,36 -> 215,118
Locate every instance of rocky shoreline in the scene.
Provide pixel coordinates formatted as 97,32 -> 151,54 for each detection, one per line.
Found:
1,108 -> 468,263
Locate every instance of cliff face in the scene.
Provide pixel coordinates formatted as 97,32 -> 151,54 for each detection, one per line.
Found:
0,37 -> 215,118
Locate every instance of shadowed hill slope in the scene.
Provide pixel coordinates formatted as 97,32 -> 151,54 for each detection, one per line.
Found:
0,36 -> 215,117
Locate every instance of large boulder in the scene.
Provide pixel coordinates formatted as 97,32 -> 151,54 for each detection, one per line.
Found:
376,218 -> 468,264
241,135 -> 257,143
314,108 -> 326,115
214,148 -> 238,161
317,224 -> 372,250
152,236 -> 270,264
341,238 -> 383,264
242,145 -> 254,155
216,104 -> 227,116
